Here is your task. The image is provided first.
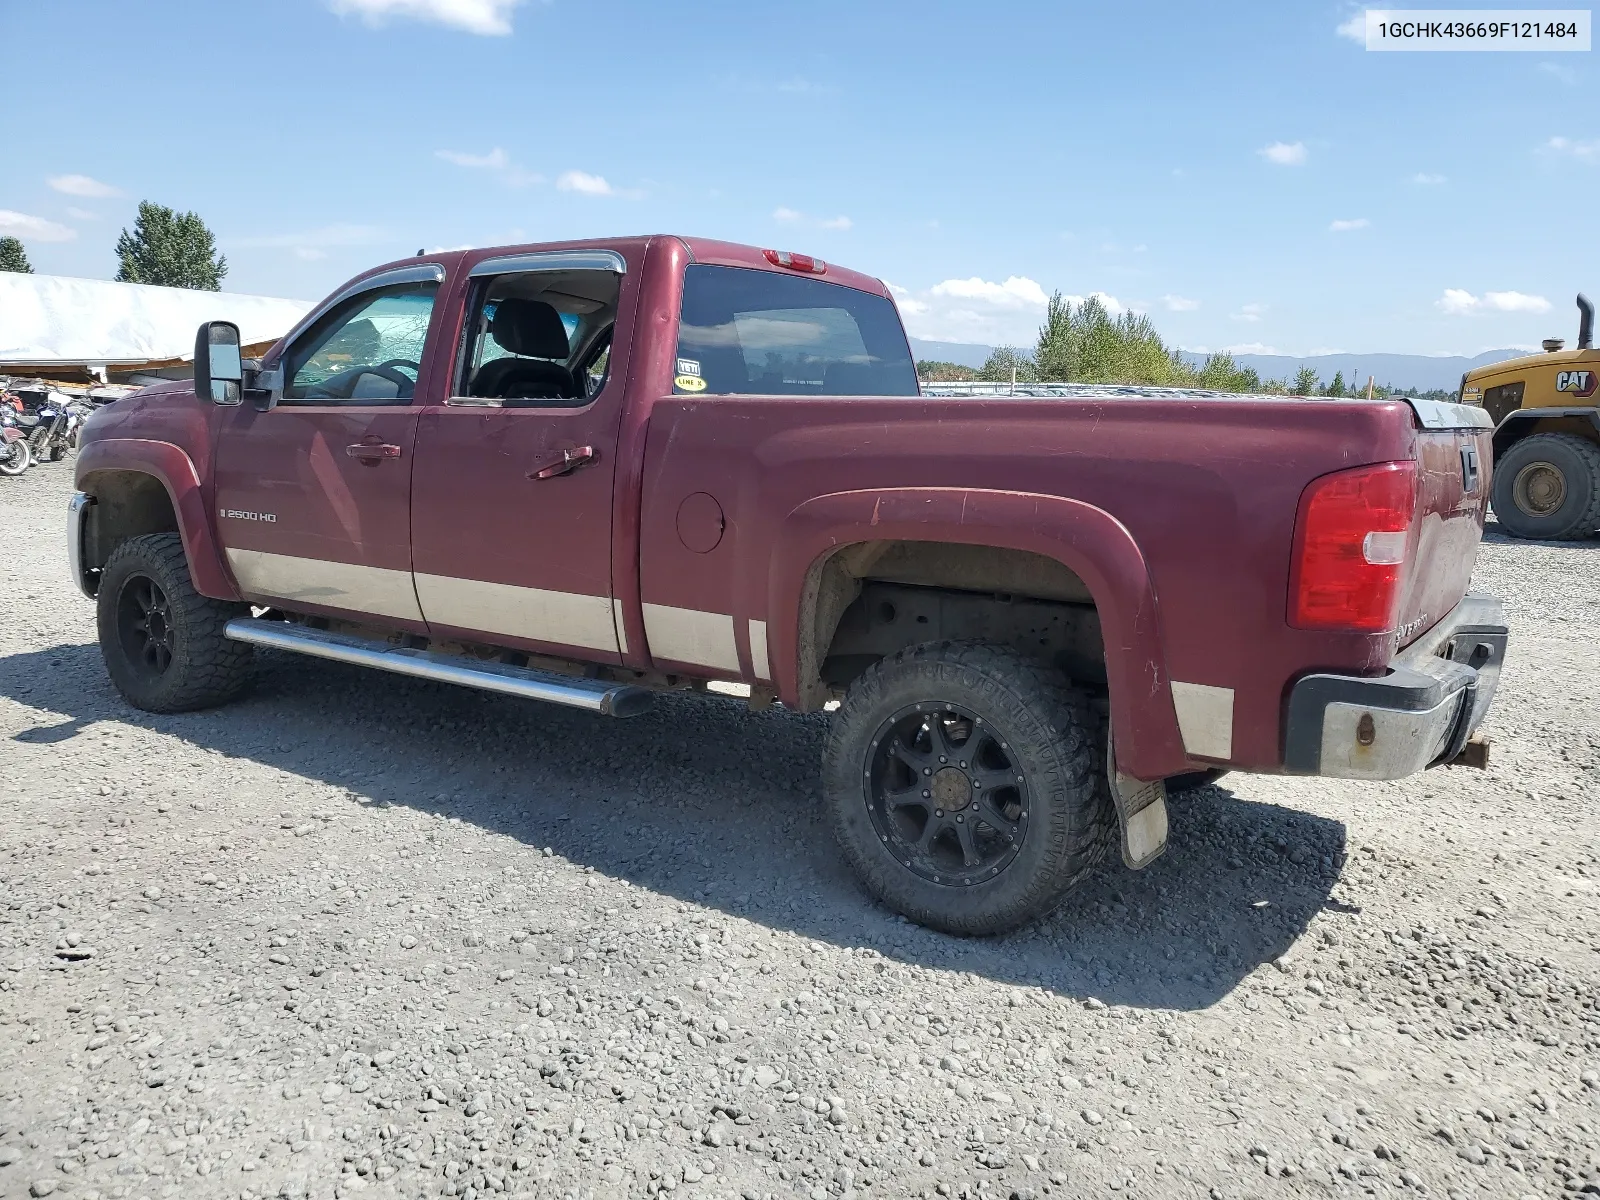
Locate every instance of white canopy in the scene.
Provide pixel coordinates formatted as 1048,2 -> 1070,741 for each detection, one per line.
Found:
0,273 -> 315,366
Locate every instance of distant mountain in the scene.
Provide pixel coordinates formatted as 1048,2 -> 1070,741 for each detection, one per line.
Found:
909,336 -> 1538,392
908,338 -> 993,370
1173,349 -> 1531,393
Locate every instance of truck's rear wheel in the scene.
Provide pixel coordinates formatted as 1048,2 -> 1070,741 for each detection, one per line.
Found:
823,640 -> 1114,936
1492,432 -> 1600,540
97,533 -> 254,713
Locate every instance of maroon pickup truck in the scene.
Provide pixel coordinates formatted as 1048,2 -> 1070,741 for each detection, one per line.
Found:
68,235 -> 1507,934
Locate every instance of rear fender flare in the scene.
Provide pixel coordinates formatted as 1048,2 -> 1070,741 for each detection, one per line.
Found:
769,487 -> 1188,780
75,438 -> 240,601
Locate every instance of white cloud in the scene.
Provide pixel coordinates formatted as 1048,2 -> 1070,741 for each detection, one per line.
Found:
1436,289 -> 1552,315
1335,13 -> 1366,42
1161,294 -> 1199,312
1539,62 -> 1576,85
773,207 -> 852,231
557,170 -> 614,196
1543,136 -> 1600,161
47,173 -> 121,198
1222,342 -> 1280,355
1411,172 -> 1446,185
0,210 -> 76,242
1231,303 -> 1266,323
1258,141 -> 1307,166
930,276 -> 1050,308
1329,217 -> 1370,232
293,247 -> 328,262
428,243 -> 475,253
65,206 -> 99,220
326,0 -> 522,35
436,147 -> 507,169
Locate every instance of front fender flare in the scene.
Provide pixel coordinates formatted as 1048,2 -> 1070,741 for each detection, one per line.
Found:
75,438 -> 240,601
768,487 -> 1188,781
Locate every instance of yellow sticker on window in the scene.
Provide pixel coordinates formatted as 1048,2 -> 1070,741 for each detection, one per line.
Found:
674,375 -> 707,393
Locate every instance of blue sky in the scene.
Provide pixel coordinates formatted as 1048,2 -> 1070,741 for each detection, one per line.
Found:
1,0 -> 1594,356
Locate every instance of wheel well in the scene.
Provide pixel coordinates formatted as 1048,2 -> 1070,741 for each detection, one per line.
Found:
1493,410 -> 1600,460
797,540 -> 1103,710
80,470 -> 179,571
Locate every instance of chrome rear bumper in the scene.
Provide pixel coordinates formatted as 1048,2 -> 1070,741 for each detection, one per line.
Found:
1284,593 -> 1507,779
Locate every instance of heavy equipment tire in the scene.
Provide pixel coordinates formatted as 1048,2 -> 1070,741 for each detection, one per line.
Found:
1491,432 -> 1600,540
823,640 -> 1115,936
96,533 -> 254,713
1165,768 -> 1229,794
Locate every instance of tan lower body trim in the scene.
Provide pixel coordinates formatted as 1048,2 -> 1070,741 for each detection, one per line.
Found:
1170,681 -> 1235,759
415,573 -> 618,653
225,547 -> 423,622
642,603 -> 740,673
748,619 -> 770,680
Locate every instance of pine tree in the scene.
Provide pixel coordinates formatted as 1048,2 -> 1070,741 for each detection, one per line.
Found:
115,201 -> 227,290
979,345 -> 1036,384
1326,370 -> 1346,397
0,236 -> 32,273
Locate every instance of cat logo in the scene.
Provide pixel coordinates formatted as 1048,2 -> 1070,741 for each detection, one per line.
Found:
1555,369 -> 1597,398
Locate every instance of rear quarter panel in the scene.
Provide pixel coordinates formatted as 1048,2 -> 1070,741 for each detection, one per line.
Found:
636,393 -> 1424,776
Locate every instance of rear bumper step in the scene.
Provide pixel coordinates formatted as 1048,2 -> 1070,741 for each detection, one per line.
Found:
223,618 -> 655,717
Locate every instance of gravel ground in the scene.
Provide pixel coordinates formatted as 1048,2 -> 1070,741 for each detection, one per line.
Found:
2,463 -> 1597,1200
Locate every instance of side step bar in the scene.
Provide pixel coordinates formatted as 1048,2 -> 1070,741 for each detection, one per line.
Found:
223,618 -> 655,717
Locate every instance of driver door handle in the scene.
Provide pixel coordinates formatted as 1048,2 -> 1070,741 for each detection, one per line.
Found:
346,442 -> 402,463
529,445 -> 597,479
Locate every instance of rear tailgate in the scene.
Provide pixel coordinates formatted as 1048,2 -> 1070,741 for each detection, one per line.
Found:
1393,398 -> 1495,649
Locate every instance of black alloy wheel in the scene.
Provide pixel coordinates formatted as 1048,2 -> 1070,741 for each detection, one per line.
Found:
116,574 -> 177,680
866,702 -> 1031,886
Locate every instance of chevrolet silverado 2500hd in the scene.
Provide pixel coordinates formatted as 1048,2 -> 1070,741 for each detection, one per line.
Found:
68,235 -> 1507,933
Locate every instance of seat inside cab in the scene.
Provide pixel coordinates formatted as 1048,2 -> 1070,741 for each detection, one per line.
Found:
462,269 -> 620,404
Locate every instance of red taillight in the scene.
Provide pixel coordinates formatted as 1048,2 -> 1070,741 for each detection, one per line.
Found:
1288,460 -> 1418,632
763,248 -> 827,274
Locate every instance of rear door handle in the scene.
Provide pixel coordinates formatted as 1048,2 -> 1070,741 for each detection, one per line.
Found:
529,445 -> 597,479
346,443 -> 402,464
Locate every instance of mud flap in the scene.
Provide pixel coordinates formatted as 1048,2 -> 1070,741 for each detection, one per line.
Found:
1107,728 -> 1169,869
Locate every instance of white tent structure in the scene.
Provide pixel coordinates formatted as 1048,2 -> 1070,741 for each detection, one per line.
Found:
0,273 -> 314,382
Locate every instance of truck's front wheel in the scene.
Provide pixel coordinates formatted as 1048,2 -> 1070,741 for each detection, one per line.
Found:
823,641 -> 1114,936
1491,432 -> 1600,540
97,533 -> 254,713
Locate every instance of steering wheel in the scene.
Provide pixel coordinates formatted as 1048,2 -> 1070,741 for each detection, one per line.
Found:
352,362 -> 418,396
373,358 -> 421,378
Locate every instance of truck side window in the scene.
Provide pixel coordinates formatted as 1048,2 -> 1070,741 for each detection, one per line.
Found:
456,269 -> 621,407
282,282 -> 439,404
675,265 -> 919,397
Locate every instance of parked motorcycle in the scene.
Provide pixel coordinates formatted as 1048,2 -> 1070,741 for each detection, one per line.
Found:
27,393 -> 90,464
0,407 -> 32,476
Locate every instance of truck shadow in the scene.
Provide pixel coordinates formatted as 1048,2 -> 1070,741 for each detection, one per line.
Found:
0,642 -> 1346,1012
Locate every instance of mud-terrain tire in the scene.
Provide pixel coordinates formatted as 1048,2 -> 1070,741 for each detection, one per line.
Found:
823,640 -> 1115,936
96,533 -> 253,712
1492,432 -> 1600,540
1166,768 -> 1229,794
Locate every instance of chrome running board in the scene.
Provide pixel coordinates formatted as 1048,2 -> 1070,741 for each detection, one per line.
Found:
223,618 -> 654,717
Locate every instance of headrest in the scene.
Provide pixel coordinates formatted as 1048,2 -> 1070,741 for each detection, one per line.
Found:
490,298 -> 569,359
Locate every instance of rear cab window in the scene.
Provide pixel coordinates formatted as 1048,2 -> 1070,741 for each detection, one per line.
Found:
675,265 -> 919,397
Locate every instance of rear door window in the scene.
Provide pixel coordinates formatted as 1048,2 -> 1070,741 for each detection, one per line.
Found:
675,265 -> 918,396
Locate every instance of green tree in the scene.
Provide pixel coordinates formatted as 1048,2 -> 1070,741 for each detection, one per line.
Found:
980,345 -> 1036,384
1326,370 -> 1346,397
916,360 -> 981,382
0,236 -> 32,273
1034,293 -> 1184,385
1292,366 -> 1320,396
1194,352 -> 1261,392
114,201 -> 227,290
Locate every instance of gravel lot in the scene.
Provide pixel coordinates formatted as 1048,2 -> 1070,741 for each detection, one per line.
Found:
2,463 -> 1597,1200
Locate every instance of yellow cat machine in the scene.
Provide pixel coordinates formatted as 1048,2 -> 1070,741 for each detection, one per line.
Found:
1462,294 -> 1599,539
